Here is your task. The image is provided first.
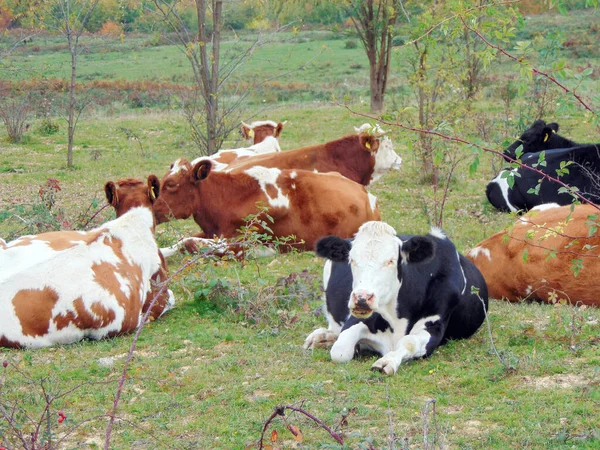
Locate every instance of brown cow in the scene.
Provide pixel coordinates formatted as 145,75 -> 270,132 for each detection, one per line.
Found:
154,159 -> 380,252
0,176 -> 174,348
466,203 -> 600,307
226,127 -> 401,186
241,120 -> 286,144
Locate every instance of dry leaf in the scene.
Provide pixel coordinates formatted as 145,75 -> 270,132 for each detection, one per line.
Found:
287,424 -> 303,442
271,429 -> 279,442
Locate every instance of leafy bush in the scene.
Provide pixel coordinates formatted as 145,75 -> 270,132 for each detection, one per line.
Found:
344,39 -> 358,49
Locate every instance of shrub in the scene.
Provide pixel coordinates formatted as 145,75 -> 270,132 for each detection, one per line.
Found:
0,93 -> 32,143
344,39 -> 358,49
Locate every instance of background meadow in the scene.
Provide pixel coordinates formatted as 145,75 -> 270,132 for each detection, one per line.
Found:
1,7 -> 600,449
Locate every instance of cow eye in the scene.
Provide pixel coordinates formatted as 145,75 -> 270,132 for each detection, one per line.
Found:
386,259 -> 395,266
166,182 -> 177,189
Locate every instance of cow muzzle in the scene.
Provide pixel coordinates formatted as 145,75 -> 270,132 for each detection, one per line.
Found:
350,291 -> 375,319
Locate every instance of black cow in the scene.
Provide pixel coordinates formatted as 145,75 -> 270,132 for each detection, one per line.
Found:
304,221 -> 488,375
487,144 -> 600,212
503,120 -> 578,162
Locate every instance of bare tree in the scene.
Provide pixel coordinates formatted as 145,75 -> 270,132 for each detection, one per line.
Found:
346,0 -> 406,114
152,0 -> 261,155
37,0 -> 101,167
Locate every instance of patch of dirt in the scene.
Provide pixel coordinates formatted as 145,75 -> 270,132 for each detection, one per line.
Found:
521,373 -> 590,389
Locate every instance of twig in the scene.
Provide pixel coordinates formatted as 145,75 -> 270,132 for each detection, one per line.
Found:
257,404 -> 344,448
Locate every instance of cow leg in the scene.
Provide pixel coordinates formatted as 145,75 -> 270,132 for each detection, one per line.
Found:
371,316 -> 444,375
330,322 -> 370,363
303,318 -> 341,349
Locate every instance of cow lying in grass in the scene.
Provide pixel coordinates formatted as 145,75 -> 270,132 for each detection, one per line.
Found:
154,159 -> 380,255
467,203 -> 600,307
226,125 -> 402,186
241,120 -> 286,145
0,176 -> 174,348
305,221 -> 488,374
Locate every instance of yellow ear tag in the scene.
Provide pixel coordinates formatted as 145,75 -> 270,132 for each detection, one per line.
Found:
150,187 -> 156,199
365,141 -> 371,149
248,129 -> 254,138
544,134 -> 549,142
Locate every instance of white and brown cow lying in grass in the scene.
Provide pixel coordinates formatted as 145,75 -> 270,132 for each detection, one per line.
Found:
226,125 -> 402,186
154,159 -> 380,256
0,176 -> 174,349
467,203 -> 600,307
241,120 -> 286,144
305,221 -> 488,374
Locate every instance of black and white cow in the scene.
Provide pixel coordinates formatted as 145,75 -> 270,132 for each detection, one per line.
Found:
487,143 -> 600,212
304,221 -> 488,375
502,120 -> 578,162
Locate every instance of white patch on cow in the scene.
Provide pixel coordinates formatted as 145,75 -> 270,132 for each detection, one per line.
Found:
490,170 -> 518,213
347,222 -> 402,325
526,285 -> 533,295
468,246 -> 492,261
244,166 -> 290,209
323,259 -> 332,290
456,250 -> 467,295
541,278 -> 547,283
531,203 -> 561,212
0,207 -> 164,348
372,136 -> 402,183
251,135 -> 281,153
429,227 -> 446,240
169,158 -> 189,175
371,315 -> 440,374
367,193 -> 378,214
290,171 -> 297,179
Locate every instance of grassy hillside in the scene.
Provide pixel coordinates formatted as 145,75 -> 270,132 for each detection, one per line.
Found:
1,9 -> 600,450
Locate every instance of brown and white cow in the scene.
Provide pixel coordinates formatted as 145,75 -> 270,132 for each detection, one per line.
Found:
226,126 -> 401,186
467,203 -> 600,307
153,159 -> 380,253
241,120 -> 286,144
0,176 -> 174,348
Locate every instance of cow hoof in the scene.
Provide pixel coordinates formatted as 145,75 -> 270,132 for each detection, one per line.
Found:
303,328 -> 338,349
371,359 -> 396,375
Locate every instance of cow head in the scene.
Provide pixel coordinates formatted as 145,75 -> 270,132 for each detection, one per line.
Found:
316,221 -> 435,320
154,158 -> 214,224
105,175 -> 160,218
504,120 -> 562,160
241,120 -> 286,144
372,136 -> 402,182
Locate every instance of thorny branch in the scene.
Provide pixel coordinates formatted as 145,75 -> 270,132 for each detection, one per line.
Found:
461,19 -> 596,115
257,404 -> 344,448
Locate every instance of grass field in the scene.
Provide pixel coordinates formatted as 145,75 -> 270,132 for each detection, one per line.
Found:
1,9 -> 600,450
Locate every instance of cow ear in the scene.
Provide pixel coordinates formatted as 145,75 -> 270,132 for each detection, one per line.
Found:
240,122 -> 251,139
316,236 -> 351,262
359,134 -> 380,153
275,121 -> 286,137
193,160 -> 213,181
542,127 -> 554,143
104,181 -> 118,207
147,174 -> 160,201
401,236 -> 435,264
548,122 -> 559,132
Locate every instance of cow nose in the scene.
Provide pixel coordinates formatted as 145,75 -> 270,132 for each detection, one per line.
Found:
352,291 -> 375,307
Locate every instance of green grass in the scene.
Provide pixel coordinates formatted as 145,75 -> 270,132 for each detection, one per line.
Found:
1,13 -> 600,449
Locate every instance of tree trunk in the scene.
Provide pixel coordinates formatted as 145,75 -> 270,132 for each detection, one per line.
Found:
67,33 -> 76,168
